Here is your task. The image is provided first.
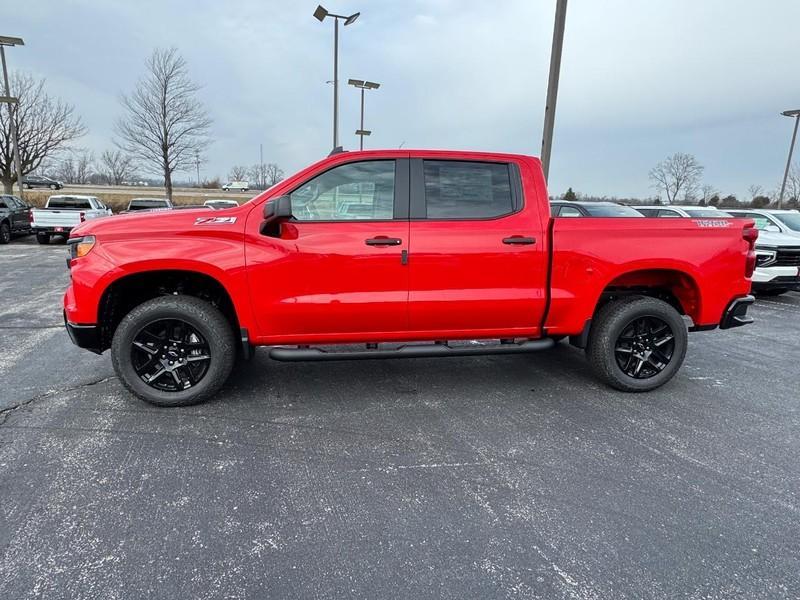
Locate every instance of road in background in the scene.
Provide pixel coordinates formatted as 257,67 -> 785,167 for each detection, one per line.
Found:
1,236 -> 799,599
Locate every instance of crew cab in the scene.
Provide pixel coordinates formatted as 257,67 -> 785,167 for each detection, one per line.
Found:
0,194 -> 31,244
31,195 -> 112,244
63,150 -> 757,407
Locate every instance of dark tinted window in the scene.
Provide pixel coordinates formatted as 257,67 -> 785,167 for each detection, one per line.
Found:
47,197 -> 92,209
291,160 -> 395,221
129,200 -> 169,210
636,208 -> 659,217
423,160 -> 513,219
0,199 -> 7,209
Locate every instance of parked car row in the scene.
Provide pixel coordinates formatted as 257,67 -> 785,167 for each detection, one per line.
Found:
0,193 -> 240,245
550,201 -> 800,296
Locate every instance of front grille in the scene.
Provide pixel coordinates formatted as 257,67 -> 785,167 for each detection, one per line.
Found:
775,247 -> 800,267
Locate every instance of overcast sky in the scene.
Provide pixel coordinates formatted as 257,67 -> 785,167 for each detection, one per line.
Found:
7,0 -> 800,198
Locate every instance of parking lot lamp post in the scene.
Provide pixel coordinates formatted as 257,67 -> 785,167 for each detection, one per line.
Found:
314,5 -> 360,152
348,79 -> 380,150
778,109 -> 800,209
540,0 -> 567,182
0,35 -> 25,199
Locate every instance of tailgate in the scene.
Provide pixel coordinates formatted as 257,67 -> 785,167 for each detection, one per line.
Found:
31,209 -> 83,228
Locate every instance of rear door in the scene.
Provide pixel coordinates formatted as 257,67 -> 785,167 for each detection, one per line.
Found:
8,196 -> 29,231
407,158 -> 548,337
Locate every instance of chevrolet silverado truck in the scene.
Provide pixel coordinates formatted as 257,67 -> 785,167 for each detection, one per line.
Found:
63,150 -> 757,407
32,195 -> 112,244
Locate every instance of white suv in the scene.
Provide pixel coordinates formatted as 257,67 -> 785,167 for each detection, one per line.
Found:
727,210 -> 800,296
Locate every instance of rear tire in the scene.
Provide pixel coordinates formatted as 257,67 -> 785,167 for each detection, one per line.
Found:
111,295 -> 236,407
587,296 -> 688,392
0,222 -> 10,244
35,231 -> 50,245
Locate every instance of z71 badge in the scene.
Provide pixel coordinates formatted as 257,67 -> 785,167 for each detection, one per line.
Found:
195,216 -> 237,225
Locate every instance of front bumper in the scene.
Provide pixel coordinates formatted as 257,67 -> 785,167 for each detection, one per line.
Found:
719,295 -> 755,330
751,275 -> 800,291
64,311 -> 103,354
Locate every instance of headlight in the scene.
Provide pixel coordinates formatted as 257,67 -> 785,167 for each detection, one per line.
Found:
67,235 -> 96,261
754,247 -> 777,267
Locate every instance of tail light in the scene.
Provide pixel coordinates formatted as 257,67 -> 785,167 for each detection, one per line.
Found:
79,211 -> 86,222
743,225 -> 758,278
28,210 -> 33,223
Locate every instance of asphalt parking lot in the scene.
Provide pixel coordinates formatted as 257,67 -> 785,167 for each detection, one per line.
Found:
1,236 -> 799,599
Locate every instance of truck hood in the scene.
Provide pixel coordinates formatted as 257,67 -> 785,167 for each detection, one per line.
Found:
70,206 -> 220,238
754,230 -> 800,247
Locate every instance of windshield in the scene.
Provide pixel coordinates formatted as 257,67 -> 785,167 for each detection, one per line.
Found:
583,205 -> 644,217
774,212 -> 800,231
685,209 -> 732,218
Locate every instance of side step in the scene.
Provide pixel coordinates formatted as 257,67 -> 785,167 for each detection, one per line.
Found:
268,339 -> 555,362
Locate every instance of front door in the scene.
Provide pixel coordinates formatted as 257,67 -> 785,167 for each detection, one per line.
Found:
407,158 -> 548,338
246,158 -> 410,343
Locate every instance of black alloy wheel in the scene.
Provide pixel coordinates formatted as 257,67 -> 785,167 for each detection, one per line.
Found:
613,316 -> 675,379
131,318 -> 212,392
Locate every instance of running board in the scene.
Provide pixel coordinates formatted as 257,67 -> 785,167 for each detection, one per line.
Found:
268,339 -> 555,362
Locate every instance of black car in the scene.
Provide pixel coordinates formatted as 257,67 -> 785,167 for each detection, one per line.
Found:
23,175 -> 63,190
0,194 -> 32,243
550,201 -> 644,218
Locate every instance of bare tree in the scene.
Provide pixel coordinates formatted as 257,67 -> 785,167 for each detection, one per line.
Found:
648,153 -> 704,204
784,163 -> 800,202
747,184 -> 763,200
115,47 -> 211,200
0,72 -> 86,192
265,163 -> 284,186
100,149 -> 137,185
74,149 -> 94,184
699,184 -> 717,206
228,165 -> 248,181
54,155 -> 76,184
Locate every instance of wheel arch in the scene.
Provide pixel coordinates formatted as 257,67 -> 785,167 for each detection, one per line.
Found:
96,268 -> 244,352
597,267 -> 702,323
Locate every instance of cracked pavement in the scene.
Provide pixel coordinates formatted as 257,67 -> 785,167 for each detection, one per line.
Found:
1,236 -> 800,599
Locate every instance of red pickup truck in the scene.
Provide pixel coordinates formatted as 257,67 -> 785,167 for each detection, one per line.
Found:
64,150 -> 757,406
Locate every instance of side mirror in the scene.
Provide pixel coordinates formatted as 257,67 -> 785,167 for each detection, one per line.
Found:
261,195 -> 292,236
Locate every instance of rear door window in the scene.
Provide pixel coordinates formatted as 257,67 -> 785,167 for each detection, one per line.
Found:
422,160 -> 514,219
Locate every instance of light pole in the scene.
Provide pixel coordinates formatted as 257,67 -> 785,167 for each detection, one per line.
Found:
194,149 -> 200,186
540,0 -> 568,182
314,5 -> 360,152
778,109 -> 800,209
348,79 -> 380,150
0,35 -> 25,199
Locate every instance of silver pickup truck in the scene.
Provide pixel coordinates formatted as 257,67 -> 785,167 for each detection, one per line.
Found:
31,195 -> 112,244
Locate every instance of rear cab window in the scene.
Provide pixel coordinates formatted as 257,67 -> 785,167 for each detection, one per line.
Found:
47,197 -> 93,209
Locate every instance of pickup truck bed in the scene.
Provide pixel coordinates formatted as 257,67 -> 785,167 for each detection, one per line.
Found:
62,149 -> 757,407
32,195 -> 111,243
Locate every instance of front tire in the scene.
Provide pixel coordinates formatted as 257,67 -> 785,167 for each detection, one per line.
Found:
587,296 -> 688,392
111,295 -> 235,407
35,231 -> 50,244
0,221 -> 10,244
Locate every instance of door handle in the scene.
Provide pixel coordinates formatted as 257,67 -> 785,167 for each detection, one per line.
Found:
502,236 -> 536,245
365,237 -> 402,246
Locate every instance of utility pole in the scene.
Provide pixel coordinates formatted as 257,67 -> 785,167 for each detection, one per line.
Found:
314,5 -> 360,152
195,150 -> 200,187
778,109 -> 800,209
540,0 -> 568,182
0,36 -> 25,198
